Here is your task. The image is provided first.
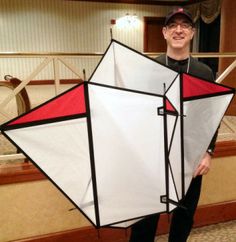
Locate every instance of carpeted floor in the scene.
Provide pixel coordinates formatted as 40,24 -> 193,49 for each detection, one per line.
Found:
155,220 -> 236,242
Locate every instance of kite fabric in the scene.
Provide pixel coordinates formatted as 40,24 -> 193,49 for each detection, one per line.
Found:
1,40 -> 235,228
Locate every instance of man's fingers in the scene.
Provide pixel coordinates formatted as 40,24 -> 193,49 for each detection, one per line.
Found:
193,164 -> 210,178
193,152 -> 212,178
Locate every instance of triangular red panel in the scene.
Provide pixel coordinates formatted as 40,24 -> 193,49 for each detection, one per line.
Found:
183,73 -> 231,99
8,84 -> 86,126
166,99 -> 176,112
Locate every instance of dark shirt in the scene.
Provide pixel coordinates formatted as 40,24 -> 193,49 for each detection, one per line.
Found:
156,54 -> 214,81
156,54 -> 217,152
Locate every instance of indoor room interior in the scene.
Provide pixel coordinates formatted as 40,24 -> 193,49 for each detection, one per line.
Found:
0,0 -> 235,241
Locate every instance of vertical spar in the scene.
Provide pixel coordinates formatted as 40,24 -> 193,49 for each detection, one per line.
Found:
162,83 -> 170,213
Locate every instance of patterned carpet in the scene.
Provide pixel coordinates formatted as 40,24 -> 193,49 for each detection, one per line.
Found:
155,220 -> 236,242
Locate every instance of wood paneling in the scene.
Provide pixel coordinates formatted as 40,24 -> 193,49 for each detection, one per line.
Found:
143,17 -> 166,52
219,0 -> 236,115
194,200 -> 236,227
0,162 -> 46,185
214,140 -> 236,158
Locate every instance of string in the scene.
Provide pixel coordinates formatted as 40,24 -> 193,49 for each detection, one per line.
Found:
165,55 -> 190,73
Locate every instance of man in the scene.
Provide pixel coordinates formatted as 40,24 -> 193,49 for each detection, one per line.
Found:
129,7 -> 216,242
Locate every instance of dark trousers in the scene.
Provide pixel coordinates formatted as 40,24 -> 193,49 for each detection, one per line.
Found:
129,176 -> 202,242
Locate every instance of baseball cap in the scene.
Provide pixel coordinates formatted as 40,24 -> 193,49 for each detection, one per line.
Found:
164,7 -> 193,26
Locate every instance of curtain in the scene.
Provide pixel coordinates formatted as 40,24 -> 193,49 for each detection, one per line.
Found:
188,0 -> 222,24
198,15 -> 221,78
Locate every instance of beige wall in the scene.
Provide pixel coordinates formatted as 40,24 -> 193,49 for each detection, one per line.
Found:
199,155 -> 236,205
0,180 -> 91,241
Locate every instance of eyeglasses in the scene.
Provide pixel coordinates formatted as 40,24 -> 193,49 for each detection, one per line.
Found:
167,22 -> 193,30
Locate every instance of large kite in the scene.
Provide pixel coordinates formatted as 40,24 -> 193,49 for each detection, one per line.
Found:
0,40 -> 235,228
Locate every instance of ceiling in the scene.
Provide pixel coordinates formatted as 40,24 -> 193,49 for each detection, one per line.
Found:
67,0 -> 206,5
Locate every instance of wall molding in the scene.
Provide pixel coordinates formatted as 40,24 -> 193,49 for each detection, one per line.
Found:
0,162 -> 45,185
12,200 -> 236,242
214,140 -> 236,157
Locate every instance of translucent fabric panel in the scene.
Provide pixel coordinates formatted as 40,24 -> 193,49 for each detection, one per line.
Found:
166,114 -> 182,208
183,73 -> 232,99
88,84 -> 166,226
165,75 -> 180,112
165,75 -> 182,207
5,118 -> 96,223
183,94 -> 234,192
89,41 -> 178,95
8,84 -> 86,126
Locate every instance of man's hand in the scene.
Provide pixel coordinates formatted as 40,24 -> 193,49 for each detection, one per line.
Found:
193,152 -> 211,178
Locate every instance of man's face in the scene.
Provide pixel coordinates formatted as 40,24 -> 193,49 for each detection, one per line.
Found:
162,14 -> 195,50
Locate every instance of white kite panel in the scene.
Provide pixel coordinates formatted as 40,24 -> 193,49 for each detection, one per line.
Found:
166,75 -> 180,112
167,115 -> 182,205
5,119 -> 96,223
183,93 -> 234,192
165,75 -> 182,207
88,84 -> 166,226
90,41 -> 178,95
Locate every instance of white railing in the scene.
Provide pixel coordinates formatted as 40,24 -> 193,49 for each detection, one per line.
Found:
0,52 -> 236,161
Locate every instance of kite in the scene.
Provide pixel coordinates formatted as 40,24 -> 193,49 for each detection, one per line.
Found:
0,40 -> 235,228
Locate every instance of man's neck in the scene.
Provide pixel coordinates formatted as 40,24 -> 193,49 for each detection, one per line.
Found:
166,48 -> 190,61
